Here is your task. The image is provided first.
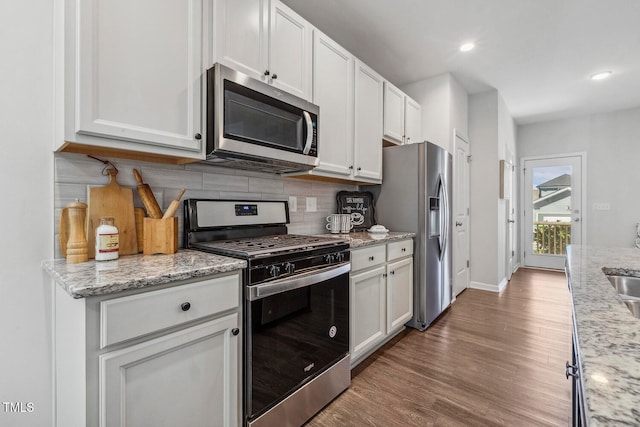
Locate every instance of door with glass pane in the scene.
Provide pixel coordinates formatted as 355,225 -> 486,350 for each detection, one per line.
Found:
523,155 -> 583,269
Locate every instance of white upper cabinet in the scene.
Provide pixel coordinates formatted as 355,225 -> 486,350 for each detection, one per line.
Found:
214,0 -> 268,78
67,0 -> 206,156
269,1 -> 313,100
383,81 -> 421,145
383,81 -> 406,144
215,0 -> 313,101
404,96 -> 422,145
353,60 -> 384,181
288,42 -> 383,184
312,31 -> 354,176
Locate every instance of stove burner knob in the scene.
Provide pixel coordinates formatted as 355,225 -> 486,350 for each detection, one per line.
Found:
335,252 -> 345,263
324,254 -> 334,264
268,265 -> 281,278
284,262 -> 295,274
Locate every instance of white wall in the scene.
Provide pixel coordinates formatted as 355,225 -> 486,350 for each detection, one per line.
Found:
469,91 -> 500,288
1,1 -> 54,426
401,73 -> 468,153
468,90 -> 516,290
518,106 -> 640,247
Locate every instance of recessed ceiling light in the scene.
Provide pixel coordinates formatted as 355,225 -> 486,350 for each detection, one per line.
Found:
591,71 -> 612,81
459,43 -> 475,52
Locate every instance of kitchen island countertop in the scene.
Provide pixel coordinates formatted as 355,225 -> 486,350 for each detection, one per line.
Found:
566,245 -> 640,425
316,231 -> 415,248
43,250 -> 246,298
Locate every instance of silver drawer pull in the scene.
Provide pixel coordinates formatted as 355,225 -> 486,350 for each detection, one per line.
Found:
369,256 -> 375,261
181,302 -> 191,312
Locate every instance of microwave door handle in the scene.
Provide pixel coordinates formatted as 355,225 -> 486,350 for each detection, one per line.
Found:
302,111 -> 313,154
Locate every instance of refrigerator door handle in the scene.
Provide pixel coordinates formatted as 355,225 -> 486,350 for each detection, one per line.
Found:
438,173 -> 450,262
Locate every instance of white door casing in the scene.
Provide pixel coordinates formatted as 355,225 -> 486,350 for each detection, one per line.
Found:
453,130 -> 470,297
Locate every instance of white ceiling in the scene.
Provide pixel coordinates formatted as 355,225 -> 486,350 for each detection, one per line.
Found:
281,0 -> 640,124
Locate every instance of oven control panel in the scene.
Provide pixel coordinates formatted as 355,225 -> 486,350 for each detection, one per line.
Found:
249,247 -> 350,284
235,204 -> 258,216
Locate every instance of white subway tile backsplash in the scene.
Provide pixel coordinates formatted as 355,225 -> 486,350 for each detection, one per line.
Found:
203,173 -> 249,192
261,193 -> 289,201
55,183 -> 89,208
55,155 -> 114,185
283,178 -> 313,196
54,153 -> 357,250
248,177 -> 284,194
218,191 -> 263,200
140,166 -> 202,190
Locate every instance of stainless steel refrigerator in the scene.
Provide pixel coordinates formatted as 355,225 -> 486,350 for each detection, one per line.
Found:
374,141 -> 452,331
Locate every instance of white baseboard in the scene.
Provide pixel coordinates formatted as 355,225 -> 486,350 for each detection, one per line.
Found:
498,277 -> 508,292
513,262 -> 521,273
470,278 -> 509,293
470,281 -> 499,292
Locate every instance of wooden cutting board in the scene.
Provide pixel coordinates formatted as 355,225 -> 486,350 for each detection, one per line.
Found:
59,207 -> 69,257
86,168 -> 138,258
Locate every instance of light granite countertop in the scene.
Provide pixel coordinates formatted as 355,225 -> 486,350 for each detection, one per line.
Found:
43,250 -> 246,299
315,231 -> 415,248
566,245 -> 640,426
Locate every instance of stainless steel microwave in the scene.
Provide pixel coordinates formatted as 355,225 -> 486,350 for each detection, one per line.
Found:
203,63 -> 319,173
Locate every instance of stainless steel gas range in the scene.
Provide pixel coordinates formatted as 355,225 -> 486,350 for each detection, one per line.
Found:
184,199 -> 351,427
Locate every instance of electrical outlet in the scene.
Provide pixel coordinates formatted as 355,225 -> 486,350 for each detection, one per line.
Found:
592,202 -> 610,211
306,197 -> 317,212
288,196 -> 297,212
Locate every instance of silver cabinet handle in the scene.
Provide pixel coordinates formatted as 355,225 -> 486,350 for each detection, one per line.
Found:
456,221 -> 462,227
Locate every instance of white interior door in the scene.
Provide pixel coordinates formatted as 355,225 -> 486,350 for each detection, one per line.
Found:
453,131 -> 470,296
504,157 -> 515,280
522,155 -> 584,269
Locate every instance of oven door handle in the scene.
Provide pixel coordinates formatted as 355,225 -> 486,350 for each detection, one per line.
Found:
248,262 -> 350,301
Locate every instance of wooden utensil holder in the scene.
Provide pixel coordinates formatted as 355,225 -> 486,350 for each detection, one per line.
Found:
143,217 -> 178,255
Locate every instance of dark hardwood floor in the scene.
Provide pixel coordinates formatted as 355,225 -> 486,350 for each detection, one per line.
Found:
307,268 -> 572,427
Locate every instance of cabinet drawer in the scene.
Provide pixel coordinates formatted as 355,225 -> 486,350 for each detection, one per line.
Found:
351,245 -> 386,272
387,239 -> 413,261
100,273 -> 240,348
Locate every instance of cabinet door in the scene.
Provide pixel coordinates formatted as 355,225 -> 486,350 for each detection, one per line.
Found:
350,266 -> 386,362
100,314 -> 239,427
76,0 -> 204,151
387,257 -> 413,332
383,81 -> 405,144
269,1 -> 313,100
313,31 -> 354,176
354,60 -> 384,181
214,0 -> 268,81
404,96 -> 422,145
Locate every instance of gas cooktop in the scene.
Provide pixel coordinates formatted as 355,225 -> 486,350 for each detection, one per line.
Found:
191,234 -> 345,258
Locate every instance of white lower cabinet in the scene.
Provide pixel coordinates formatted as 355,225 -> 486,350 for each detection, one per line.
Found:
351,265 -> 386,361
100,314 -> 238,427
350,239 -> 414,367
53,272 -> 242,427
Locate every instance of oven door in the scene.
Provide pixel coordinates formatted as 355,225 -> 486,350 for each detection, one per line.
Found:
246,263 -> 350,421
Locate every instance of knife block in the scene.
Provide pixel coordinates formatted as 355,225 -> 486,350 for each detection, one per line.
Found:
143,217 -> 178,255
